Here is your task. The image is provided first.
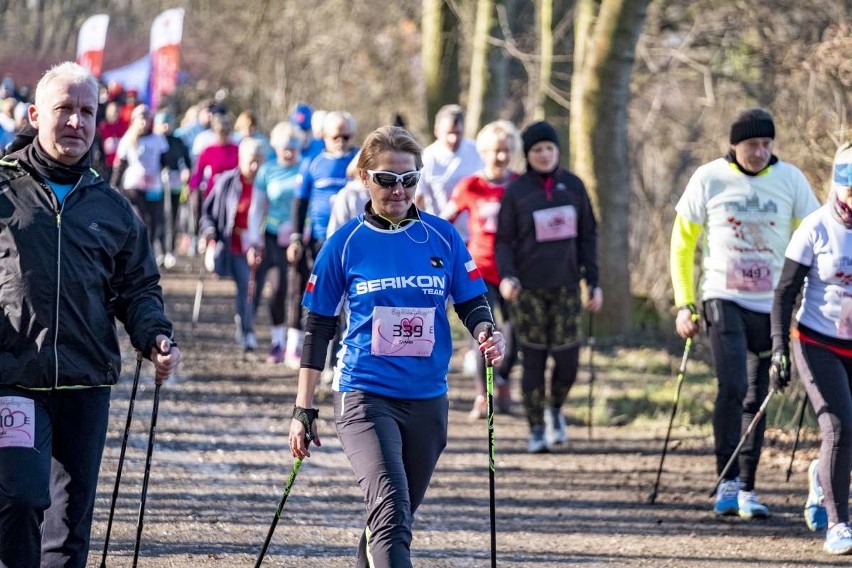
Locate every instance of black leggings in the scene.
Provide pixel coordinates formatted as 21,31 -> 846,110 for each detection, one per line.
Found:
129,190 -> 165,253
254,232 -> 289,326
793,327 -> 852,525
519,345 -> 580,427
703,298 -> 771,492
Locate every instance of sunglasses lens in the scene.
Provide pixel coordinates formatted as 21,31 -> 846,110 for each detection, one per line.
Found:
373,173 -> 399,188
401,173 -> 420,188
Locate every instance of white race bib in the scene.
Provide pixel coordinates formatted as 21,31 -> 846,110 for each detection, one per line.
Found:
0,396 -> 35,449
533,205 -> 576,242
371,306 -> 436,357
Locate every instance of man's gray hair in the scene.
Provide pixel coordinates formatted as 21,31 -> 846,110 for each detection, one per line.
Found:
434,104 -> 464,129
35,62 -> 98,106
323,111 -> 356,136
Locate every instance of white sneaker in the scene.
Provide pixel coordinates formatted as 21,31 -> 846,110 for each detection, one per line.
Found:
528,426 -> 548,454
737,489 -> 771,519
544,408 -> 567,446
462,348 -> 477,376
163,253 -> 177,269
243,332 -> 257,352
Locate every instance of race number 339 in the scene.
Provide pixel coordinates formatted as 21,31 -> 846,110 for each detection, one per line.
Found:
726,258 -> 773,292
371,306 -> 436,357
0,396 -> 35,449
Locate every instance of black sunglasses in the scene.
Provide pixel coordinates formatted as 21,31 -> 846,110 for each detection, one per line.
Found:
333,134 -> 352,141
367,170 -> 421,189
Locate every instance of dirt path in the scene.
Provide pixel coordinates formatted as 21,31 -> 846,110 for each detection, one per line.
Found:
88,262 -> 832,567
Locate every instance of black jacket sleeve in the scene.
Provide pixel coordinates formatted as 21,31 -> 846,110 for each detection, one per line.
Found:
576,181 -> 599,289
292,197 -> 309,236
770,258 -> 810,352
495,187 -> 518,280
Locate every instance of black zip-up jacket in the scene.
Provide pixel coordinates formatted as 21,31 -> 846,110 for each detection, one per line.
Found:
495,167 -> 599,291
0,147 -> 173,389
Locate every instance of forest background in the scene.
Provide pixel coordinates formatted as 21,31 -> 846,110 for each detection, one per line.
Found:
0,0 -> 849,337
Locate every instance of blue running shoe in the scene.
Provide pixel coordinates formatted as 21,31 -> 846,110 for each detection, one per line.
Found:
738,490 -> 771,519
805,459 -> 828,532
528,426 -> 549,454
713,478 -> 740,516
824,523 -> 852,555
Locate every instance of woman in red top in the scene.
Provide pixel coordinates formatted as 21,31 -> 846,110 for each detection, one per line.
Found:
189,113 -> 239,239
443,120 -> 521,419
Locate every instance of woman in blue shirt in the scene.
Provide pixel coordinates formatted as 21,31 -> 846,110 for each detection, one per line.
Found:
288,125 -> 505,568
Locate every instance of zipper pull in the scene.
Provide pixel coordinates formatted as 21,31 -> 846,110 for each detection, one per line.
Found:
56,213 -> 61,228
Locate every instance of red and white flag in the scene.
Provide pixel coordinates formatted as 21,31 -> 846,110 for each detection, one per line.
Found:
149,7 -> 184,110
76,14 -> 110,77
465,260 -> 481,281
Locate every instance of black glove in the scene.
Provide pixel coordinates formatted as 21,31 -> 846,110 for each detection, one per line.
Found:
769,350 -> 790,392
292,405 -> 319,443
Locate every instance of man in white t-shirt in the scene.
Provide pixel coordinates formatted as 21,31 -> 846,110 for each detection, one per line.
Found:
416,104 -> 484,242
669,108 -> 819,519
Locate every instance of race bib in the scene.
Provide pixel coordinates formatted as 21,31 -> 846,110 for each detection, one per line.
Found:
478,201 -> 501,234
0,396 -> 35,449
726,257 -> 773,292
371,306 -> 436,357
533,205 -> 576,242
838,296 -> 852,339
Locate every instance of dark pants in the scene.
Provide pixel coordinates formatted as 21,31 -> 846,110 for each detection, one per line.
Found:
703,298 -> 771,491
0,386 -> 111,568
793,328 -> 852,525
129,190 -> 165,254
254,232 -> 288,326
334,390 -> 448,568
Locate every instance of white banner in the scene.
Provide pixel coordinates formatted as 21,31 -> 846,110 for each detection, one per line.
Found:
76,14 -> 110,76
149,8 -> 185,110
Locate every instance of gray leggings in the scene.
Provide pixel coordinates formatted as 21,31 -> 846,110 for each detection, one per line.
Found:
793,330 -> 852,525
334,390 -> 448,568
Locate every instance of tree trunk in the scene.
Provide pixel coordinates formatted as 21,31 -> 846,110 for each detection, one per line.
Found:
465,0 -> 494,138
569,0 -> 651,335
536,0 -> 553,121
422,0 -> 460,135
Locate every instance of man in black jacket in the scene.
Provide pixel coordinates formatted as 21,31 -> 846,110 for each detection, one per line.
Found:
0,61 -> 181,568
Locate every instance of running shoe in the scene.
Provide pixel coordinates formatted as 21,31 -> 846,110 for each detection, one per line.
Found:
243,332 -> 257,352
528,426 -> 549,454
805,459 -> 828,531
738,490 -> 771,519
267,343 -> 284,364
713,478 -> 740,516
163,253 -> 177,269
824,523 -> 852,555
468,395 -> 487,421
544,408 -> 567,446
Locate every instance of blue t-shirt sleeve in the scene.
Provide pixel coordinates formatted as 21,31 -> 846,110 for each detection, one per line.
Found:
302,234 -> 346,316
449,228 -> 487,303
297,159 -> 313,200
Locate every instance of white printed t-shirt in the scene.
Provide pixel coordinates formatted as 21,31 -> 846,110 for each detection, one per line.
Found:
785,205 -> 852,339
676,158 -> 819,313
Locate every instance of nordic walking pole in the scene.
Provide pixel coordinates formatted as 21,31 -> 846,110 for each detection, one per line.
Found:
254,441 -> 310,566
648,336 -> 693,504
587,315 -> 596,440
100,351 -> 143,568
190,260 -> 205,335
483,324 -> 497,568
786,391 -> 808,482
132,378 -> 164,567
708,389 -> 776,497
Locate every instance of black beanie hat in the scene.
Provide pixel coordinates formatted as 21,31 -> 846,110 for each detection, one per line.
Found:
729,108 -> 775,145
522,121 -> 560,156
